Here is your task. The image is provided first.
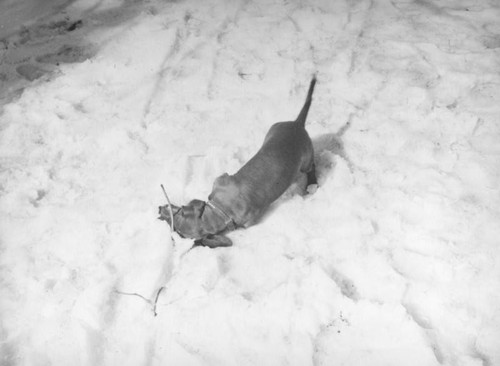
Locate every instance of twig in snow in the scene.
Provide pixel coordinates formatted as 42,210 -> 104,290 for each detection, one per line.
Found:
113,187 -> 185,318
114,290 -> 150,302
114,288 -> 166,317
152,286 -> 165,317
114,290 -> 153,306
116,186 -> 195,318
161,184 -> 175,234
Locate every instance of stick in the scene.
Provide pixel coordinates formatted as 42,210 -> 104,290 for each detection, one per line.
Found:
160,184 -> 175,234
152,286 -> 165,317
114,186 -> 180,318
115,289 -> 165,317
114,290 -> 151,304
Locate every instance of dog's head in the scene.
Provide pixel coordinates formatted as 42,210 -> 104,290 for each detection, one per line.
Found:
158,198 -> 233,248
158,199 -> 207,239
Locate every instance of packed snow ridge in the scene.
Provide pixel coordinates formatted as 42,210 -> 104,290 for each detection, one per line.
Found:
1,0 -> 499,365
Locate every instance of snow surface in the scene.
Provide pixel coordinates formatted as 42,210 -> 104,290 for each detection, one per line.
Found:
1,0 -> 500,365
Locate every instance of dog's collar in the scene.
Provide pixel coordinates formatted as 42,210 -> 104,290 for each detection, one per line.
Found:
206,199 -> 237,231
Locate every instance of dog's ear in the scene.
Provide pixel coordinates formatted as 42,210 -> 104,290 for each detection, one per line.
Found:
187,199 -> 206,218
194,234 -> 233,248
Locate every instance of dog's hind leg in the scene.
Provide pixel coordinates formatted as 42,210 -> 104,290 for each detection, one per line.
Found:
307,162 -> 317,186
307,163 -> 318,190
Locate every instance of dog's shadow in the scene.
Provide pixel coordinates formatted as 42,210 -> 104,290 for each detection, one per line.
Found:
313,118 -> 353,184
312,132 -> 348,185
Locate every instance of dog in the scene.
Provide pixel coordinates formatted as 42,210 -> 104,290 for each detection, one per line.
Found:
159,76 -> 317,248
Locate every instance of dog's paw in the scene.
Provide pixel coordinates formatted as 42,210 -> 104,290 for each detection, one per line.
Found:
194,234 -> 233,248
307,183 -> 318,195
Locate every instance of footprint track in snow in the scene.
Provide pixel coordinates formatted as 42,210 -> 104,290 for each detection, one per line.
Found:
1,18 -> 90,86
325,267 -> 360,301
0,0 -> 155,106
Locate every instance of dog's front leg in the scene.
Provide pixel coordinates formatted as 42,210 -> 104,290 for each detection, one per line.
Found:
194,234 -> 233,248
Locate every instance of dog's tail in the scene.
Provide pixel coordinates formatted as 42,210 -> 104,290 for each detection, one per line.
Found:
295,75 -> 317,127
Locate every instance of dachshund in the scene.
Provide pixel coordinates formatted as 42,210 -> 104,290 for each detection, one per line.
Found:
159,76 -> 317,248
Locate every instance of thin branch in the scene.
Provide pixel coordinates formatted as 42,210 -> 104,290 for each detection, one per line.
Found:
115,288 -> 167,317
160,184 -> 175,234
114,290 -> 152,305
152,286 -> 165,317
114,187 -> 188,318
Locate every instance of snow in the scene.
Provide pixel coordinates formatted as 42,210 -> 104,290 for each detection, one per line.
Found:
1,0 -> 500,365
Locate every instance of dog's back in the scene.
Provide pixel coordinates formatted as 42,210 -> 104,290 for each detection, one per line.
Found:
231,77 -> 317,222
